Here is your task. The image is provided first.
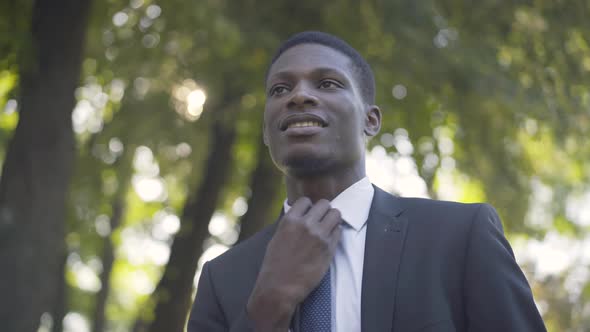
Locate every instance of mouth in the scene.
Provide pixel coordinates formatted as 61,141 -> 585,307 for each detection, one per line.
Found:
279,114 -> 327,131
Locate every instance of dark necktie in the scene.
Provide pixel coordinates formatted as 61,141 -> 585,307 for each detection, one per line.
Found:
300,269 -> 331,331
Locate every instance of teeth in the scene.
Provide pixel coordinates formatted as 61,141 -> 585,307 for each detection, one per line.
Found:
287,121 -> 322,129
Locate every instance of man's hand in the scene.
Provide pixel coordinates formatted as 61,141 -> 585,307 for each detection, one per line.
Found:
246,197 -> 342,331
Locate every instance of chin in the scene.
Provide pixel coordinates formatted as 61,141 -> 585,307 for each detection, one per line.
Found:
283,155 -> 334,177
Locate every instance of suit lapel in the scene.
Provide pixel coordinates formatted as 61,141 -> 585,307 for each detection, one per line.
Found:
361,186 -> 408,331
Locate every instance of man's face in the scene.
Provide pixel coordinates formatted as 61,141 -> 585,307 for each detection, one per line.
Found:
263,43 -> 379,176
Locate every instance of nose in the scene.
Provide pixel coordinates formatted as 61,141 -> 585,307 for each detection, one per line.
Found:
287,83 -> 318,109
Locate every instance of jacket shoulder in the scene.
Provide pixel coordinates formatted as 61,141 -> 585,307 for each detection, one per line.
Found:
394,195 -> 502,231
399,196 -> 494,218
398,195 -> 486,211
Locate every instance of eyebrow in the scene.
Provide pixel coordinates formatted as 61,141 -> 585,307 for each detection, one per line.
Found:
267,67 -> 350,85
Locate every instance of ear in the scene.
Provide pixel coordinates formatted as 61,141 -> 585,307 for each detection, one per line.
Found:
363,105 -> 381,137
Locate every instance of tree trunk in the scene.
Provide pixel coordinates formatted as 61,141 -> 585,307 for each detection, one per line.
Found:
237,138 -> 282,243
51,251 -> 68,332
92,150 -> 132,332
143,120 -> 236,332
0,1 -> 91,331
92,199 -> 125,332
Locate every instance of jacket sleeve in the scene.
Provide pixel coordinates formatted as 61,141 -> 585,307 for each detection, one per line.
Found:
187,261 -> 256,332
464,204 -> 546,332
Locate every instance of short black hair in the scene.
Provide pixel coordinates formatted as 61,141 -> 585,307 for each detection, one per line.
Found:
268,31 -> 376,104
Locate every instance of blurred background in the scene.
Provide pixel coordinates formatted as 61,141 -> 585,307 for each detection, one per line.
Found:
0,0 -> 589,331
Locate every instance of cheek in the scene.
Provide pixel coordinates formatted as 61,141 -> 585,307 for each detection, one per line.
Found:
262,110 -> 271,125
332,124 -> 364,155
343,115 -> 366,147
263,102 -> 275,120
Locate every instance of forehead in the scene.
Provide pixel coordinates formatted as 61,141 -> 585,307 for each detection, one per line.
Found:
267,44 -> 354,83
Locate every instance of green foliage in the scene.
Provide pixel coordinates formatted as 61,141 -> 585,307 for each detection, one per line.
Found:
2,0 -> 589,331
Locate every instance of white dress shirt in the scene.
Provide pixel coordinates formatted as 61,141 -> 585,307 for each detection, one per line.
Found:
284,177 -> 374,332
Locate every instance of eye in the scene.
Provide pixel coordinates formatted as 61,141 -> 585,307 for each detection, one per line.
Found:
318,79 -> 342,89
269,84 -> 290,96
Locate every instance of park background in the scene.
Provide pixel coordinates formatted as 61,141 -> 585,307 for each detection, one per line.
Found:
1,0 -> 589,331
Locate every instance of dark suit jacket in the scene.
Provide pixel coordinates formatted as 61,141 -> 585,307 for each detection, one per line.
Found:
188,186 -> 546,331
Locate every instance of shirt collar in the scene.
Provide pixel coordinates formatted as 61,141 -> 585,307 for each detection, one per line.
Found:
283,177 -> 374,232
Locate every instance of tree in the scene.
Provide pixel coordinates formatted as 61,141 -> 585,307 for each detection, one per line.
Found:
237,138 -> 283,244
2,0 -> 588,331
0,0 -> 92,331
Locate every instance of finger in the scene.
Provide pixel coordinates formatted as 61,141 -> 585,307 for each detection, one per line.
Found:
328,224 -> 342,252
318,208 -> 342,235
303,199 -> 331,225
287,196 -> 312,217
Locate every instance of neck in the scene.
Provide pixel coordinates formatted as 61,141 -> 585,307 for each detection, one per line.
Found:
285,163 -> 366,204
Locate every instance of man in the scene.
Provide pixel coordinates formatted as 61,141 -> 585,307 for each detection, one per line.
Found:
188,31 -> 546,331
